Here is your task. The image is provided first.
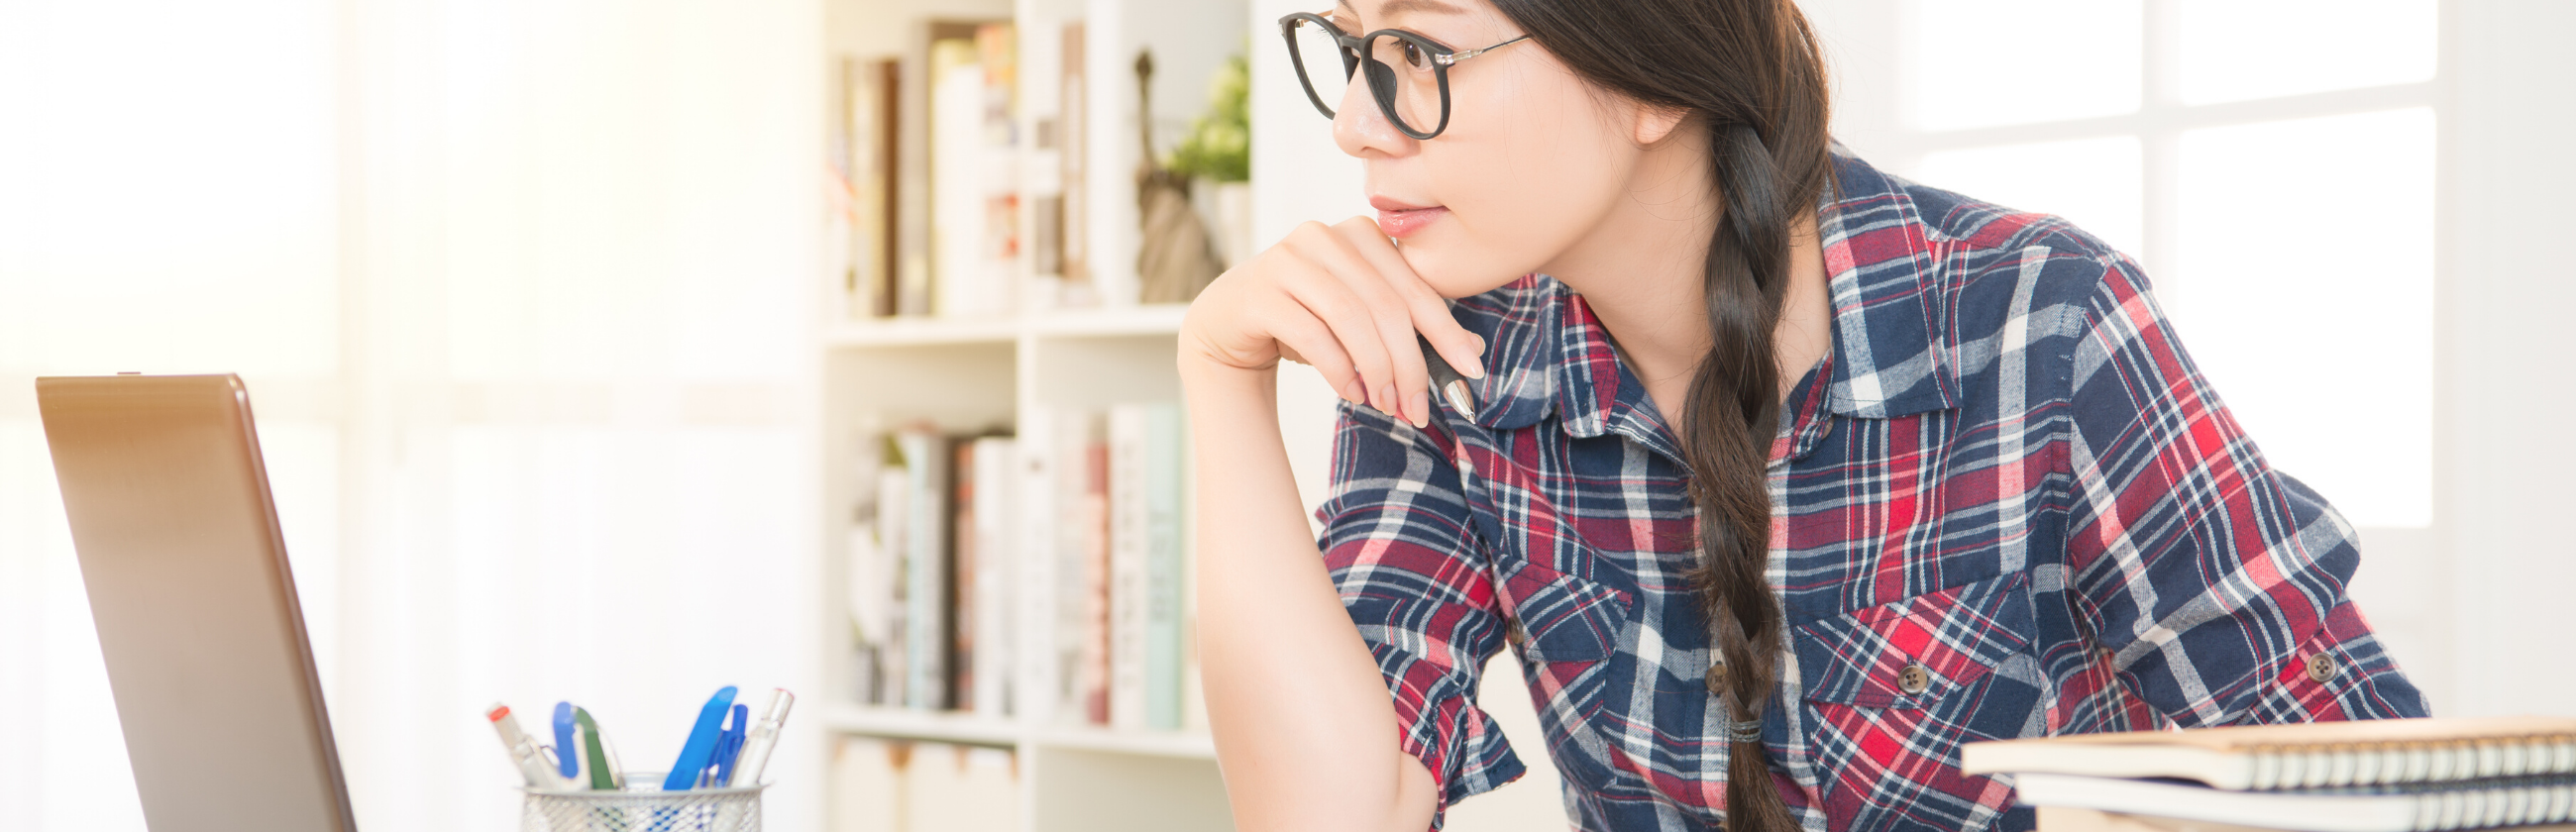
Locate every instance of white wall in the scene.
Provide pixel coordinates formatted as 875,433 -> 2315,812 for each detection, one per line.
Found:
2432,0 -> 2576,718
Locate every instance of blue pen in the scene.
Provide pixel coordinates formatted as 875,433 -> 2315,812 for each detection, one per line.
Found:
661,686 -> 738,790
707,703 -> 749,787
553,702 -> 583,781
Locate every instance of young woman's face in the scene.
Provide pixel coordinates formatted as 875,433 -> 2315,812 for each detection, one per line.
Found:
1326,0 -> 1651,298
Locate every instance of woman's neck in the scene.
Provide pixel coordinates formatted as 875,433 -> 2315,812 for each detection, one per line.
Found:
1546,138 -> 1834,433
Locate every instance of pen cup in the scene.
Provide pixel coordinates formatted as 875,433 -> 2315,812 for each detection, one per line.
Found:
520,773 -> 765,832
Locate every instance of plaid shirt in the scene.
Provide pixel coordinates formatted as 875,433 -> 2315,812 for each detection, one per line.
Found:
1313,151 -> 2428,832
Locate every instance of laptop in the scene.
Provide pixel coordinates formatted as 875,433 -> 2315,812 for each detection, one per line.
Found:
37,373 -> 358,832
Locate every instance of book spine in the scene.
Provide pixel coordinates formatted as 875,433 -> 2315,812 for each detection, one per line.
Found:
1050,410 -> 1095,724
1108,404 -> 1147,730
1142,402 -> 1184,730
951,439 -> 976,712
1082,426 -> 1112,725
972,436 -> 1018,717
875,465 -> 911,707
1017,409 -> 1056,723
899,428 -> 950,710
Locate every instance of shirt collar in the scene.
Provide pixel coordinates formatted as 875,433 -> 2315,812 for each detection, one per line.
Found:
1449,149 -> 1960,443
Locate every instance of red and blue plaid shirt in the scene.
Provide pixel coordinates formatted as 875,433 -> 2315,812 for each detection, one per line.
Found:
1314,150 -> 2428,832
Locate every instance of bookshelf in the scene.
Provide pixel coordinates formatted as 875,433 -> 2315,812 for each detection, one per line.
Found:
817,0 -> 1248,827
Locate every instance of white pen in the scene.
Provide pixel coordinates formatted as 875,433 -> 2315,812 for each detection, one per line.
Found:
485,703 -> 561,787
723,688 -> 795,787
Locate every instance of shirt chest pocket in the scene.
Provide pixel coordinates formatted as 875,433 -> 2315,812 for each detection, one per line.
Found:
1792,571 -> 2036,709
1791,571 -> 2045,823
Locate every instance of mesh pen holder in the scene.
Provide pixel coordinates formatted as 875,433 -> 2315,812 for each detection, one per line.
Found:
520,773 -> 765,832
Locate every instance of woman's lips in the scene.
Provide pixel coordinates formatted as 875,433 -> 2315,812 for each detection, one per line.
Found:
1375,205 -> 1448,238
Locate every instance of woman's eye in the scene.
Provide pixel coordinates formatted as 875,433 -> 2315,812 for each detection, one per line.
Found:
1402,42 -> 1431,68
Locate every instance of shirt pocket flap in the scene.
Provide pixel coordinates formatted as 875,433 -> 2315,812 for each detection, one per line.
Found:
1502,563 -> 1633,664
1794,571 -> 2034,708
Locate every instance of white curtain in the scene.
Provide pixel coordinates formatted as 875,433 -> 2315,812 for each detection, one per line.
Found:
0,1 -> 826,830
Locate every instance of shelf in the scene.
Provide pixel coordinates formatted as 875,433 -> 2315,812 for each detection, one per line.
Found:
824,304 -> 1189,349
1025,304 -> 1189,339
1035,725 -> 1219,761
824,317 -> 1019,348
822,703 -> 1021,748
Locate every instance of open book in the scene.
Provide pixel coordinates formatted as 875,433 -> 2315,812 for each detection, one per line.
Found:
1964,717 -> 2576,790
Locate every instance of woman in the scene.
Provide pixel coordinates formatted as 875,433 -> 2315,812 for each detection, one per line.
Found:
1177,0 -> 2428,829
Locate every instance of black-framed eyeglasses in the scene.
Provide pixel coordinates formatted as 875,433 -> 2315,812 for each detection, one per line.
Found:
1278,10 -> 1532,141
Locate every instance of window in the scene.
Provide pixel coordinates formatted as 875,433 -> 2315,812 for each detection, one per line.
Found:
1854,0 -> 2437,529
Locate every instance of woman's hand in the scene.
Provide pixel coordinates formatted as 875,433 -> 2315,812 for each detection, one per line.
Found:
1181,216 -> 1488,428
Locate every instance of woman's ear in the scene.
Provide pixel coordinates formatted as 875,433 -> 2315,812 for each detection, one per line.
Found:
1631,102 -> 1693,146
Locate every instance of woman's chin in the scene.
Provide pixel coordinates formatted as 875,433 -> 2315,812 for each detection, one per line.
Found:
1402,245 -> 1531,300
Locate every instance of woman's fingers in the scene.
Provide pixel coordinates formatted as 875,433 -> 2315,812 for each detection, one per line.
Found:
1278,226 -> 1404,418
1328,218 -> 1488,385
1302,221 -> 1432,427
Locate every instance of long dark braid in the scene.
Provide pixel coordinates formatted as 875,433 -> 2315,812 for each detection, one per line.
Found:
1484,1 -> 1835,829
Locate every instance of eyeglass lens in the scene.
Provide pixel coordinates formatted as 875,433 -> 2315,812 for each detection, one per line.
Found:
1288,18 -> 1446,136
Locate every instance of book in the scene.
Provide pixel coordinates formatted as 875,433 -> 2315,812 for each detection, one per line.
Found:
949,438 -> 978,712
1056,21 -> 1091,304
1081,425 -> 1112,725
2010,773 -> 2576,832
1964,717 -> 2576,790
874,463 -> 912,706
1104,403 -> 1189,731
2033,806 -> 2576,832
892,427 -> 951,710
1108,405 -> 1148,729
1139,403 -> 1185,731
836,56 -> 901,320
969,435 -> 1018,717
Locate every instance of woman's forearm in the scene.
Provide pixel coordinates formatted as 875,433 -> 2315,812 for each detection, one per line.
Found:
1184,358 -> 1439,832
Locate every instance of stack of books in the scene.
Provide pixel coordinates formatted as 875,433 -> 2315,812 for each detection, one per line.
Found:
843,402 -> 1200,732
1964,717 -> 2576,832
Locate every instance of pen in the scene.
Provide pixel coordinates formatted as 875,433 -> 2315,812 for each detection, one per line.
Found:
663,685 -> 740,790
485,703 -> 559,787
553,702 -> 590,787
1419,334 -> 1476,417
573,706 -> 624,790
724,688 -> 795,787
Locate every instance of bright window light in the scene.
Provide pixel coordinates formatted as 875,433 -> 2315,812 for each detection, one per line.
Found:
1901,0 -> 2142,132
2172,108 -> 2434,527
2178,0 -> 2438,106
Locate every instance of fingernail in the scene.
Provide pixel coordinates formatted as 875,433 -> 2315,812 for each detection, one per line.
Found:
1378,383 -> 1398,416
1407,389 -> 1430,427
1342,377 -> 1367,404
1460,360 -> 1486,380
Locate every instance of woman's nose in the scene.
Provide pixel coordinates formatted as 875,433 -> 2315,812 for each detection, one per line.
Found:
1332,70 -> 1418,159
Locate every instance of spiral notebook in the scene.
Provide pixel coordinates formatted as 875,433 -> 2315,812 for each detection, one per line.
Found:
2012,773 -> 2576,832
1964,717 -> 2576,791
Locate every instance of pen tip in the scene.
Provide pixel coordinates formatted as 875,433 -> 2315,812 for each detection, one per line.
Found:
1442,379 -> 1475,416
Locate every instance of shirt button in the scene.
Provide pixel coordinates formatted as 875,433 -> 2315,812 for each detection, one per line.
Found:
1505,619 -> 1526,648
1705,663 -> 1729,694
2307,653 -> 2337,683
1896,663 -> 1932,695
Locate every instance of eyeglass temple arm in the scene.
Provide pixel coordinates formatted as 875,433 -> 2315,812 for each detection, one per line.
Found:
1436,33 -> 1531,65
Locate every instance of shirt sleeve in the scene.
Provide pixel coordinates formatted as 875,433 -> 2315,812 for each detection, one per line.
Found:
1312,398 -> 1526,820
2062,254 -> 2431,726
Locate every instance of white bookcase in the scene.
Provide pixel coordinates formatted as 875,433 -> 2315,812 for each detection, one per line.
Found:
816,0 -> 1251,827
819,306 -> 1235,832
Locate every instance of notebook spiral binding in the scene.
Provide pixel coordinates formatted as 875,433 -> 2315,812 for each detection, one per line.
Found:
2246,735 -> 2576,791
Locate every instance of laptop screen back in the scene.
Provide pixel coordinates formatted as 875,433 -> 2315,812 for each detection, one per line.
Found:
37,374 -> 356,832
